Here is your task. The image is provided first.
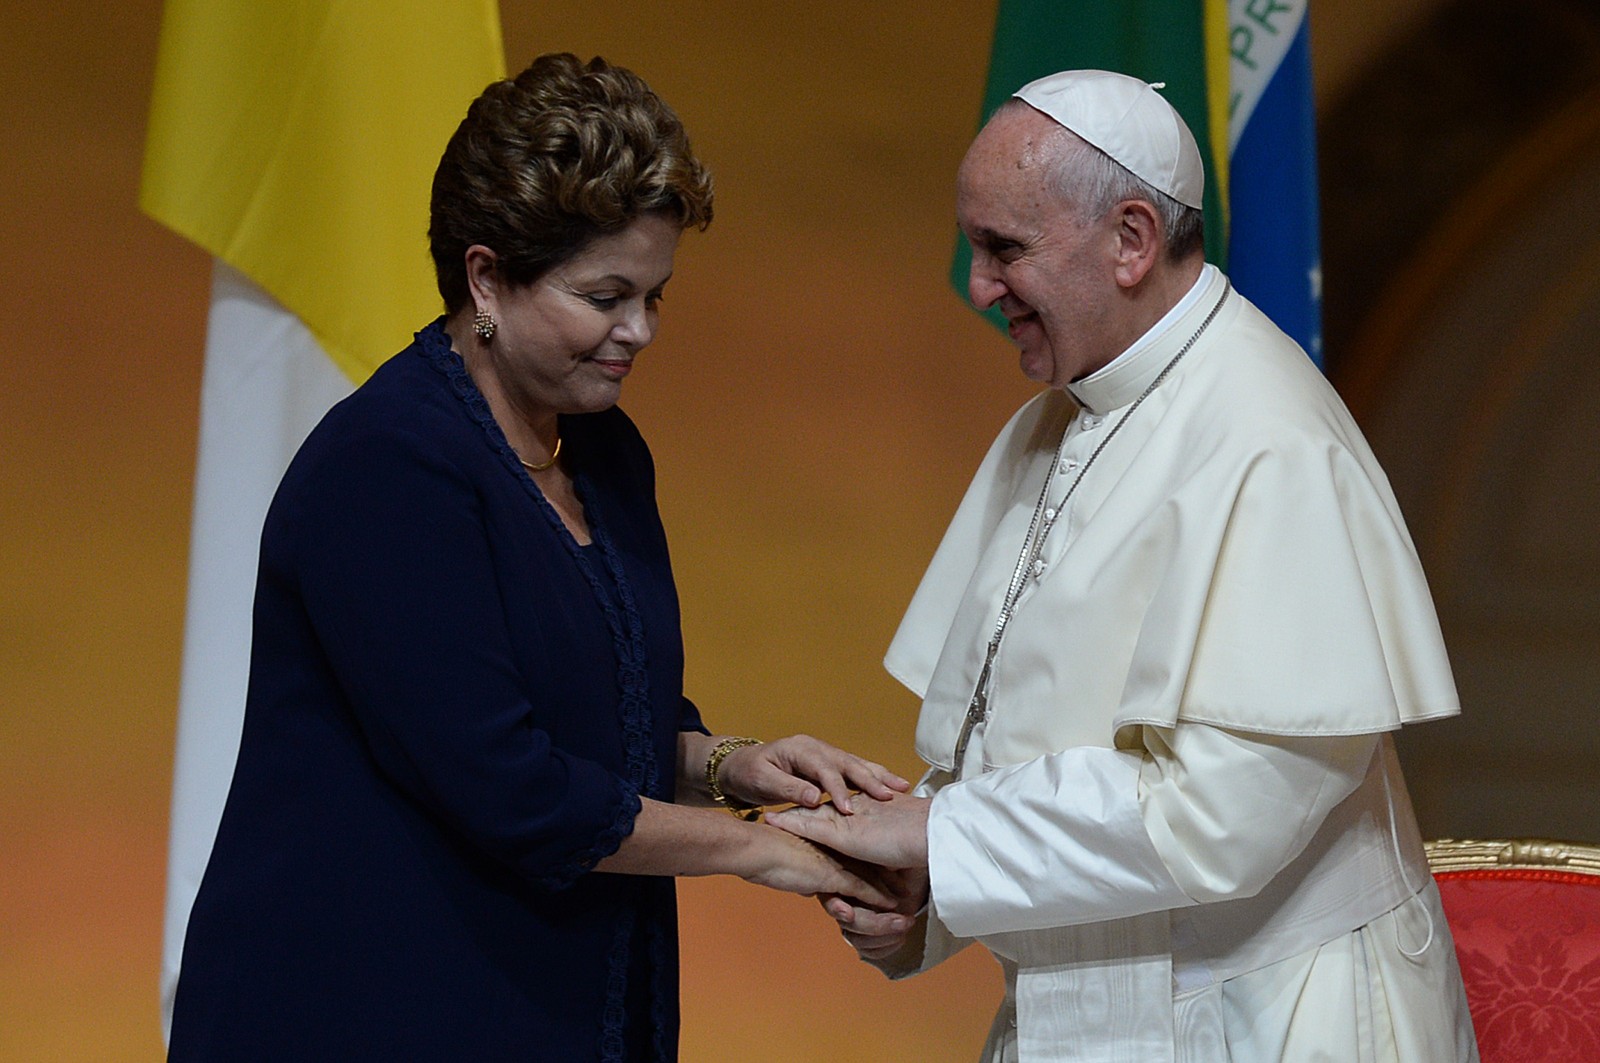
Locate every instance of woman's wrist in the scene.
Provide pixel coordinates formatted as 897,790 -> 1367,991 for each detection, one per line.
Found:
705,736 -> 763,819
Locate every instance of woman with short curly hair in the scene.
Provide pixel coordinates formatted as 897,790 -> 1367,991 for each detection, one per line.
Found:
167,53 -> 904,1063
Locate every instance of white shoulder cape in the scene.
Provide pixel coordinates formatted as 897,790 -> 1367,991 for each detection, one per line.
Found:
886,269 -> 1459,772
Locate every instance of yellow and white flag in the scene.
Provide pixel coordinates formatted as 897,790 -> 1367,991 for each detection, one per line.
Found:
141,0 -> 504,1034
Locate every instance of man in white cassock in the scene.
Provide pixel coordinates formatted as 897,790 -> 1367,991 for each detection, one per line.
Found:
770,70 -> 1479,1062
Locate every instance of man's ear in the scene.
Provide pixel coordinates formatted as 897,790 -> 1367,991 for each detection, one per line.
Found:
1111,199 -> 1163,289
463,244 -> 500,311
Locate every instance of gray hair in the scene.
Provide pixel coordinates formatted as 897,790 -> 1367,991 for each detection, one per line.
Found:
1004,99 -> 1205,260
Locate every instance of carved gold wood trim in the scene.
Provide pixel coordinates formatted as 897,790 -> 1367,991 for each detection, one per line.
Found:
1426,838 -> 1600,875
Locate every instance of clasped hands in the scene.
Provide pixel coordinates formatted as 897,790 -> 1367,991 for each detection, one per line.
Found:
712,735 -> 933,961
767,791 -> 933,962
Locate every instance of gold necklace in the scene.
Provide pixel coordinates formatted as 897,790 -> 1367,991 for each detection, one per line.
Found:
517,435 -> 562,473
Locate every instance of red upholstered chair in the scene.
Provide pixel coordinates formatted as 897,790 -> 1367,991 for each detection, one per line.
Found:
1427,838 -> 1600,1061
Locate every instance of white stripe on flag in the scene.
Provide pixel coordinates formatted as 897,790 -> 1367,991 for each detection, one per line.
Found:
1226,0 -> 1308,149
161,260 -> 352,1034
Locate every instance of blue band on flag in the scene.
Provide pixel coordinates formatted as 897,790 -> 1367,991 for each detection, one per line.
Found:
1227,15 -> 1323,364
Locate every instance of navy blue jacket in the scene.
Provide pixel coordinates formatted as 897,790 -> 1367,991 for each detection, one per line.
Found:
169,321 -> 703,1061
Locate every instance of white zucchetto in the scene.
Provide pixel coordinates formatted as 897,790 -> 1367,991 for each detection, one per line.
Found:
1014,69 -> 1205,210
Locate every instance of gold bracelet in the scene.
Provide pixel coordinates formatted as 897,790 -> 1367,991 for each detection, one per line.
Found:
706,736 -> 763,820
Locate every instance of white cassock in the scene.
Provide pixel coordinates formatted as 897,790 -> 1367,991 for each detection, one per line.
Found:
882,266 -> 1479,1063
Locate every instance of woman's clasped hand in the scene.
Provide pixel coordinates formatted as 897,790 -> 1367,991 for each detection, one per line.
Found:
701,733 -> 910,814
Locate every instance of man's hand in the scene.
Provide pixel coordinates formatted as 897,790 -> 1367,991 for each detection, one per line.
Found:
717,735 -> 910,813
766,791 -> 931,867
819,866 -> 929,962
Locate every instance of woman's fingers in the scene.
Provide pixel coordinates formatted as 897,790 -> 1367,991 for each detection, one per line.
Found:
792,741 -> 910,804
778,741 -> 901,812
727,736 -> 910,812
754,756 -> 822,808
844,759 -> 912,801
719,742 -> 815,808
764,737 -> 852,809
817,764 -> 853,813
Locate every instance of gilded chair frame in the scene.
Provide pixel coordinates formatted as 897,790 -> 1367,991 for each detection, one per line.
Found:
1426,838 -> 1600,876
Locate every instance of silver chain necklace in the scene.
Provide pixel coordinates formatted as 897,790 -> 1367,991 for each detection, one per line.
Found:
949,281 -> 1231,780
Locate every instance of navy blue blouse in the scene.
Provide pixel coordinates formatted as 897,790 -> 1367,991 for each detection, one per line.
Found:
169,321 -> 705,1062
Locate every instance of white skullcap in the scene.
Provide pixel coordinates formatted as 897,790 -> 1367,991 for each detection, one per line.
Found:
1013,69 -> 1204,210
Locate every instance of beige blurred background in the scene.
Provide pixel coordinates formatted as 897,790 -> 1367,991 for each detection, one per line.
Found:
5,0 -> 1598,1059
